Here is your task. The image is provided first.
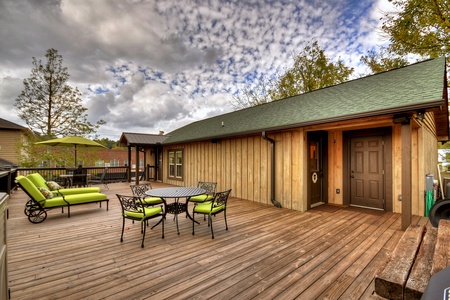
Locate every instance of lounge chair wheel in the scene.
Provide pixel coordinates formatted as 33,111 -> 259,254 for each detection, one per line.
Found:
24,200 -> 38,216
28,209 -> 47,223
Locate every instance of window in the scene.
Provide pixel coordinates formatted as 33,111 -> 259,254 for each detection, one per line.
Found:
95,160 -> 105,167
168,149 -> 183,179
139,159 -> 144,168
110,159 -> 119,167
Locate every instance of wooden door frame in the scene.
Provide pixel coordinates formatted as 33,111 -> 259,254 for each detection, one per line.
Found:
343,127 -> 393,211
306,131 -> 328,209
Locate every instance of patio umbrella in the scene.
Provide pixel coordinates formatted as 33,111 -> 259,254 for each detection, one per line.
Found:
35,136 -> 106,166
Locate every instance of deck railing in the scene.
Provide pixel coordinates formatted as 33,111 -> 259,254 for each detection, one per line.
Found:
1,166 -> 153,194
16,166 -> 132,183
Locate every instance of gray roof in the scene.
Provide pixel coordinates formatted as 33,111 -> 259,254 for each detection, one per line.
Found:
164,57 -> 448,144
118,132 -> 168,147
0,118 -> 27,130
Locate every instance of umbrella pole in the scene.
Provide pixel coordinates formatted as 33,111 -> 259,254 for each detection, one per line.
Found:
74,144 -> 77,166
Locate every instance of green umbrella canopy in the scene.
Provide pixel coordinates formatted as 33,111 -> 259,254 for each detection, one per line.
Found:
35,136 -> 106,166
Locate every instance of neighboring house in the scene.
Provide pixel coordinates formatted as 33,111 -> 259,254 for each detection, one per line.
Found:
156,57 -> 448,229
0,118 -> 30,167
95,148 -> 145,168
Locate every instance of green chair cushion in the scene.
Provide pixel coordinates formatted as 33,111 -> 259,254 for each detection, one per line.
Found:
56,187 -> 101,196
189,194 -> 214,203
27,173 -> 100,196
125,206 -> 163,220
43,193 -> 108,208
16,176 -> 47,206
142,197 -> 164,205
27,173 -> 49,189
194,202 -> 225,214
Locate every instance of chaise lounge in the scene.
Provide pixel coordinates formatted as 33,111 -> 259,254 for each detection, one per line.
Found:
16,175 -> 109,224
27,173 -> 101,196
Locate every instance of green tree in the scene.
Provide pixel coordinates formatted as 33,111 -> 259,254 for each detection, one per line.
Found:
381,0 -> 450,58
232,41 -> 354,109
270,41 -> 354,100
15,48 -> 105,139
360,47 -> 409,75
231,77 -> 275,109
97,137 -> 118,149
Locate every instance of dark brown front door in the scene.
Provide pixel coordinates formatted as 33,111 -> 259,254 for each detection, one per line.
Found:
350,136 -> 384,209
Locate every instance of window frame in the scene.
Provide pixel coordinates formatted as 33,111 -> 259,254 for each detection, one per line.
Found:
168,149 -> 184,180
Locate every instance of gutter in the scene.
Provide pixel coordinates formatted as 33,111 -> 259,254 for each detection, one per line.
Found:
262,131 -> 282,208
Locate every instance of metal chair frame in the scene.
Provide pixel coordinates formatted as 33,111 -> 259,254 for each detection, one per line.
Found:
116,194 -> 164,248
192,189 -> 231,239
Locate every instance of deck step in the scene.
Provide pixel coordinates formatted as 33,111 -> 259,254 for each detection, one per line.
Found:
430,219 -> 450,276
374,224 -> 425,300
404,226 -> 437,299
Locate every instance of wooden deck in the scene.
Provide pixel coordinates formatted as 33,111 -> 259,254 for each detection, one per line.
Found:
6,182 -> 430,300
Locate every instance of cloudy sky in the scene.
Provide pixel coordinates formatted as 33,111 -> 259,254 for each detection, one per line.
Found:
0,0 -> 394,140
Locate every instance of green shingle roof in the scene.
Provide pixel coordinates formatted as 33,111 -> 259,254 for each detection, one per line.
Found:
164,57 -> 447,144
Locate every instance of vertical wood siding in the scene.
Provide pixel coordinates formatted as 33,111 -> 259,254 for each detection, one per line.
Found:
163,114 -> 439,215
164,130 -> 305,209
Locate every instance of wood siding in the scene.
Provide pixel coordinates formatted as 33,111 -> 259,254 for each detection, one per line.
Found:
0,130 -> 23,164
163,114 -> 439,216
164,130 -> 306,209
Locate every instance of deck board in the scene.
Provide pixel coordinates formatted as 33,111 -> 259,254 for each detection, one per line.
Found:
6,182 -> 424,299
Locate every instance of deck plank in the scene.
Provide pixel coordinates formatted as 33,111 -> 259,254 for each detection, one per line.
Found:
6,183 -> 428,299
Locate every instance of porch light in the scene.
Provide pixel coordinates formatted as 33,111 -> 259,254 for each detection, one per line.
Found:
416,110 -> 425,121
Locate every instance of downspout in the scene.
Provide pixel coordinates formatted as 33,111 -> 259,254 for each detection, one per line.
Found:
262,131 -> 282,208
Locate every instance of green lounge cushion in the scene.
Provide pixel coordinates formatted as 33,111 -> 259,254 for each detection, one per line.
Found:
142,197 -> 164,206
189,194 -> 214,203
38,187 -> 53,199
27,173 -> 49,189
43,193 -> 108,208
56,187 -> 101,196
27,173 -> 100,195
194,202 -> 225,214
125,206 -> 163,220
16,176 -> 47,206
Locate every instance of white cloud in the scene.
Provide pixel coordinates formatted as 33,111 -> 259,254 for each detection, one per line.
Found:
0,0 -> 397,139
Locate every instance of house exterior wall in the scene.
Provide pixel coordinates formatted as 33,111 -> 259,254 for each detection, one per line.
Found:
163,114 -> 439,217
0,129 -> 25,165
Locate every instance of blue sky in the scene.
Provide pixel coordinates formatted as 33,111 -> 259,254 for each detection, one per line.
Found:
0,0 -> 395,139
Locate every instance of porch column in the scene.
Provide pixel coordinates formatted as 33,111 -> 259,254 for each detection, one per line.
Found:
401,122 -> 412,230
127,146 -> 132,183
135,146 -> 140,185
143,149 -> 147,181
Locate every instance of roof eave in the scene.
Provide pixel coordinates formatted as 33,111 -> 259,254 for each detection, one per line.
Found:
162,100 -> 445,145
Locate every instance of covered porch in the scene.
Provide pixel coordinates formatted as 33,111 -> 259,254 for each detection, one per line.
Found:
6,181 -> 431,299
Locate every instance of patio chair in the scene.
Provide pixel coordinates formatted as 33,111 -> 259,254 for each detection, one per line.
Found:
192,189 -> 231,239
89,167 -> 109,190
72,167 -> 87,187
116,194 -> 165,248
188,182 -> 217,204
187,181 -> 217,221
130,183 -> 165,207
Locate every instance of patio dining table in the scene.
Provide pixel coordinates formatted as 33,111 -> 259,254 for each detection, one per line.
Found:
145,187 -> 205,235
